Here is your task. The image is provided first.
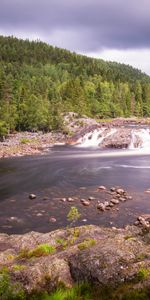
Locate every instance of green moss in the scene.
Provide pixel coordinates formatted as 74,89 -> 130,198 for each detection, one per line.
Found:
136,268 -> 150,281
124,235 -> 134,240
13,265 -> 26,271
18,244 -> 56,259
20,138 -> 31,144
29,283 -> 92,300
29,283 -> 150,300
78,238 -> 96,250
0,267 -> 25,300
136,253 -> 150,261
56,239 -> 67,250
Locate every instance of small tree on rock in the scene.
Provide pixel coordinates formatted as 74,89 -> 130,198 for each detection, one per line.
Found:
67,206 -> 81,228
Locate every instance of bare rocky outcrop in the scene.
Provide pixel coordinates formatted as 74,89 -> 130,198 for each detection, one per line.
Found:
100,128 -> 132,149
0,225 -> 150,296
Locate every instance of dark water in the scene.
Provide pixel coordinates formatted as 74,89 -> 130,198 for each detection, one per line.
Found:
0,146 -> 150,234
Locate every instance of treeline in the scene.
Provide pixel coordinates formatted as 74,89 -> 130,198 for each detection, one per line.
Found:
0,35 -> 150,136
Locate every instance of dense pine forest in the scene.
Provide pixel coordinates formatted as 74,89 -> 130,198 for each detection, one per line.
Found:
0,35 -> 150,136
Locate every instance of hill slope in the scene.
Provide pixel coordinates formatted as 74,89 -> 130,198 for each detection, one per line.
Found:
0,35 -> 150,135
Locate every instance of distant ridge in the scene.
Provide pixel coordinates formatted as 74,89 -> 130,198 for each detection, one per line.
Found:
0,35 -> 150,135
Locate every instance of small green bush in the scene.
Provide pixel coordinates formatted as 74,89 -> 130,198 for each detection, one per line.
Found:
19,244 -> 56,259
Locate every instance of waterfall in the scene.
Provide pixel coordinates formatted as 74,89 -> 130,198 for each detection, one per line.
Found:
75,126 -> 150,154
75,128 -> 116,147
129,128 -> 150,152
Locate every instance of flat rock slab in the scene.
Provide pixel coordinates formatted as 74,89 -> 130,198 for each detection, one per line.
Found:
0,225 -> 150,296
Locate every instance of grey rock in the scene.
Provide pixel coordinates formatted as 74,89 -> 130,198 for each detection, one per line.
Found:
119,197 -> 126,202
67,197 -> 74,202
98,186 -> 106,191
97,203 -> 105,211
0,225 -> 149,295
111,199 -> 119,204
29,194 -> 36,199
49,217 -> 57,223
88,196 -> 95,201
116,188 -> 125,195
81,200 -> 90,206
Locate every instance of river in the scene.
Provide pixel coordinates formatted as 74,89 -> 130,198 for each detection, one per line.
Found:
0,145 -> 150,234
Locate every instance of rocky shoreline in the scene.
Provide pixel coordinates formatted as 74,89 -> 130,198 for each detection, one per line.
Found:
1,116 -> 150,159
0,131 -> 66,159
0,224 -> 150,298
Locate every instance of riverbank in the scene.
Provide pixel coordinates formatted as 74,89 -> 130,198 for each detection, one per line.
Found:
0,131 -> 66,158
0,224 -> 150,299
0,116 -> 150,159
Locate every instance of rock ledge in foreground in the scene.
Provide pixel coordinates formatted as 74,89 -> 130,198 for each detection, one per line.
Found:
0,225 -> 150,296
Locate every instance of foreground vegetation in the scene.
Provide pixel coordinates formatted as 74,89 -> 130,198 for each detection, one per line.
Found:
0,273 -> 149,300
0,35 -> 150,138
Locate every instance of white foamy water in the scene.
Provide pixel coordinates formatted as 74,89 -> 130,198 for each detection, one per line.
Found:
118,164 -> 150,169
75,126 -> 150,155
76,128 -> 116,147
129,128 -> 150,153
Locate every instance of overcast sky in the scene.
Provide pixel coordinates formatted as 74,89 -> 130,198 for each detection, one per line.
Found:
0,0 -> 150,75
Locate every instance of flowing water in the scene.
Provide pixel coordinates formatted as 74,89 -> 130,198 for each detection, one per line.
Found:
0,127 -> 150,234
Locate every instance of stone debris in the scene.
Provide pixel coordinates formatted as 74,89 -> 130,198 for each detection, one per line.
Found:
98,185 -> 106,191
97,186 -> 132,212
111,199 -> 120,205
135,215 -> 150,230
80,199 -> 90,206
29,194 -> 36,199
88,196 -> 95,201
49,217 -> 57,223
67,197 -> 74,202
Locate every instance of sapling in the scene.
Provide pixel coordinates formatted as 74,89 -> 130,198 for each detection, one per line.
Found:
67,206 -> 81,228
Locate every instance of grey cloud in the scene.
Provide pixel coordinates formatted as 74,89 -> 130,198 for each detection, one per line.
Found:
0,0 -> 150,51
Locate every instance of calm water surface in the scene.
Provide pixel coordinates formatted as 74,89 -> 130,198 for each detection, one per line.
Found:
0,146 -> 150,234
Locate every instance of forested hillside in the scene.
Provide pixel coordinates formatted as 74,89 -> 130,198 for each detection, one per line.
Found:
0,35 -> 150,135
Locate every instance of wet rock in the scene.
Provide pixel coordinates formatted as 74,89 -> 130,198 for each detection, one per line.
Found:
126,195 -> 132,200
29,194 -> 36,199
110,199 -> 119,205
116,188 -> 125,195
49,217 -> 57,223
67,197 -> 74,203
88,196 -> 95,201
97,203 -> 105,211
134,221 -> 139,226
98,185 -> 106,191
110,187 -> 116,192
138,217 -> 150,229
137,215 -> 150,229
60,198 -> 67,202
80,199 -> 90,206
82,219 -> 87,222
119,197 -> 126,202
145,189 -> 150,194
105,206 -> 111,210
100,128 -> 132,149
109,203 -> 114,208
104,201 -> 109,207
36,213 -> 43,217
43,196 -> 49,201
